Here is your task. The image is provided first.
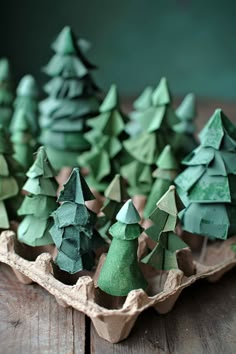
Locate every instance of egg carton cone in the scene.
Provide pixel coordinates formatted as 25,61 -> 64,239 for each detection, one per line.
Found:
0,230 -> 236,343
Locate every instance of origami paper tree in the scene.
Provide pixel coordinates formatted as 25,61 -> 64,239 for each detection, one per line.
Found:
143,145 -> 179,219
17,146 -> 58,246
78,84 -> 128,192
173,93 -> 198,159
98,199 -> 147,296
0,58 -> 14,129
39,26 -> 100,170
142,186 -> 187,271
121,78 -> 178,196
50,168 -> 105,274
175,109 -> 236,240
10,75 -> 39,169
0,126 -> 23,229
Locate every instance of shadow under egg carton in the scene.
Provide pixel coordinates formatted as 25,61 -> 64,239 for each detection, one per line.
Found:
0,230 -> 236,343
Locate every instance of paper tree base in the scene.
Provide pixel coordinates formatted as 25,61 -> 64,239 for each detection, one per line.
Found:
0,231 -> 236,343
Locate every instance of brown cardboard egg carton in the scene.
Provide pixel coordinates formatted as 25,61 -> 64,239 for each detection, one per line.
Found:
0,230 -> 236,343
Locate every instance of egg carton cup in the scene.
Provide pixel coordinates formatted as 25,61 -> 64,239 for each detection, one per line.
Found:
0,230 -> 236,343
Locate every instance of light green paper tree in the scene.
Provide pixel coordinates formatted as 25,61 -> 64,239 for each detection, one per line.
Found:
98,199 -> 147,296
0,58 -> 14,129
39,26 -> 100,170
175,108 -> 236,240
17,146 -> 58,246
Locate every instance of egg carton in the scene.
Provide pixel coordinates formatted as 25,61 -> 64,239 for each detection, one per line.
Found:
0,230 -> 236,343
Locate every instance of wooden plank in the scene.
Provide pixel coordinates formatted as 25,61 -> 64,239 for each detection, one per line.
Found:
0,263 -> 86,354
90,270 -> 236,354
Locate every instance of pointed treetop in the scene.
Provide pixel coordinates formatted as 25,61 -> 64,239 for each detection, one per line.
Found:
58,167 -> 95,204
176,93 -> 196,121
156,185 -> 185,216
0,57 -> 11,81
104,174 -> 128,202
52,26 -> 77,54
199,109 -> 236,149
152,77 -> 171,106
99,84 -> 119,112
133,86 -> 153,111
156,145 -> 179,170
27,146 -> 55,178
16,74 -> 39,98
116,199 -> 141,224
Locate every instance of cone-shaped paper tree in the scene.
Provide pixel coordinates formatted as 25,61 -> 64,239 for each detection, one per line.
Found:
173,93 -> 198,159
121,78 -> 178,196
50,168 -> 105,273
0,126 -> 23,229
143,145 -> 179,219
142,186 -> 187,270
17,146 -> 58,246
78,84 -> 128,192
39,26 -> 100,170
10,75 -> 39,169
175,109 -> 236,240
98,199 -> 147,296
0,58 -> 14,128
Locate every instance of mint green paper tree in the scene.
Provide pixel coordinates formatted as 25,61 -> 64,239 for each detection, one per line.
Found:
98,199 -> 147,296
78,84 -> 127,192
17,146 -> 58,246
143,145 -> 179,219
50,168 -> 105,273
0,58 -> 14,129
142,186 -> 187,271
175,109 -> 236,240
39,26 -> 100,170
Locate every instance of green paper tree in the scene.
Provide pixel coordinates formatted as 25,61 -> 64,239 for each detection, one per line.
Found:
78,84 -> 128,192
98,199 -> 147,296
142,186 -> 187,271
143,145 -> 179,219
10,75 -> 39,169
173,93 -> 198,159
175,108 -> 236,240
50,168 -> 105,274
17,146 -> 58,246
0,126 -> 23,229
0,58 -> 14,129
39,26 -> 100,170
121,78 -> 178,196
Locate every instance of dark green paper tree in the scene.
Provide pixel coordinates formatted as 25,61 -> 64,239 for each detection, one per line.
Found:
17,146 -> 58,246
0,58 -> 14,129
98,199 -> 147,296
39,26 -> 100,170
175,109 -> 236,240
50,168 -> 105,274
78,84 -> 128,192
142,186 -> 187,271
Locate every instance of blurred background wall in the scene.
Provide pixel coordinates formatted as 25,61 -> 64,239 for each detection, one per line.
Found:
1,0 -> 236,99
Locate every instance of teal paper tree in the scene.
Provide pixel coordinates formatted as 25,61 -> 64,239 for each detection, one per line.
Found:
0,58 -> 14,128
173,93 -> 198,159
175,109 -> 236,240
50,168 -> 105,273
10,75 -> 39,169
121,78 -> 178,196
17,146 -> 58,246
78,84 -> 127,192
143,145 -> 179,219
39,26 -> 100,170
142,186 -> 187,271
98,199 -> 147,296
0,126 -> 22,229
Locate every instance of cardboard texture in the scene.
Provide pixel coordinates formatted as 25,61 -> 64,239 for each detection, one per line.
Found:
50,168 -> 105,274
78,84 -> 128,192
0,58 -> 14,129
39,26 -> 100,170
175,109 -> 236,240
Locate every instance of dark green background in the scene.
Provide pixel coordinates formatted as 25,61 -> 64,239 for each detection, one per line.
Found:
1,0 -> 236,99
